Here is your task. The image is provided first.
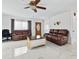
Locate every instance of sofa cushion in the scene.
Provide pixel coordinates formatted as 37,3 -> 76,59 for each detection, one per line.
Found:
58,30 -> 69,36
50,29 -> 58,34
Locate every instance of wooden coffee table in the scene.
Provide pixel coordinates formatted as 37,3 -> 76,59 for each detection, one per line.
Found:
27,37 -> 46,49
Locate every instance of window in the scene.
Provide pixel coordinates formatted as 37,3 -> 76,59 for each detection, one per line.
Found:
14,20 -> 28,30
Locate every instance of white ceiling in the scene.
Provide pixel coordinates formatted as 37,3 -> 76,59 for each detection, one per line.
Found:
2,0 -> 76,19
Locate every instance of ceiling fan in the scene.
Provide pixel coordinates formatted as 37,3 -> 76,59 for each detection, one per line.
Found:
24,0 -> 46,13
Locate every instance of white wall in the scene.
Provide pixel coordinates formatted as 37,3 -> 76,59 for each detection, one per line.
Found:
50,12 -> 72,29
71,12 -> 77,44
44,19 -> 50,33
44,12 -> 72,32
2,13 -> 12,32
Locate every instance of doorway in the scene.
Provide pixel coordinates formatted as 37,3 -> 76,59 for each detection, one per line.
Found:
35,22 -> 41,38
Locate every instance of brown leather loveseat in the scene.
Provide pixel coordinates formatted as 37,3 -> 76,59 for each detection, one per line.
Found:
12,30 -> 31,41
44,29 -> 69,45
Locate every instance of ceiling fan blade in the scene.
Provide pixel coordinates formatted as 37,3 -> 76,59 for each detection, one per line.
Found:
33,9 -> 37,12
24,6 -> 30,9
36,6 -> 46,10
35,0 -> 40,5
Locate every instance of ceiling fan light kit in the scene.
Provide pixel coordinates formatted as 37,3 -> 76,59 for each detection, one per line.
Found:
30,6 -> 36,10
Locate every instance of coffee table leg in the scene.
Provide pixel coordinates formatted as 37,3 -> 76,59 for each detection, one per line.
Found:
27,37 -> 31,49
44,38 -> 47,44
29,41 -> 32,49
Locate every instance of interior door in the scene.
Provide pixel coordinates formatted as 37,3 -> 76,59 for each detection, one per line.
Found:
35,22 -> 41,38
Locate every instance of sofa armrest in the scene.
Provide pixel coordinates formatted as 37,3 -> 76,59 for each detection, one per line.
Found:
44,33 -> 50,37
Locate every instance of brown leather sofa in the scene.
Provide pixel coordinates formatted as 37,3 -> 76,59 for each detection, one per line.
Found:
12,30 -> 31,41
44,29 -> 69,45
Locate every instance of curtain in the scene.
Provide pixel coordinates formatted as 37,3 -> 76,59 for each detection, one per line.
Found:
11,19 -> 14,33
28,21 -> 32,36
